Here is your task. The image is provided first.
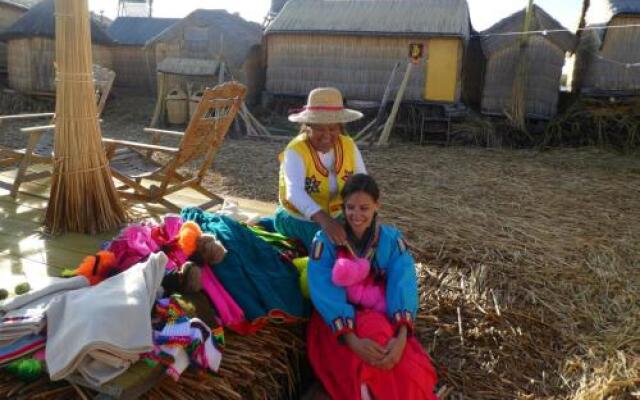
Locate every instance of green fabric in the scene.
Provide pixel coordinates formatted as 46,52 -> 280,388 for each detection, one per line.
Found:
274,207 -> 321,252
181,207 -> 309,321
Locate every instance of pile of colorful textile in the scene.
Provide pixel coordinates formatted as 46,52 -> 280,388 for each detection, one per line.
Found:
0,207 -> 309,398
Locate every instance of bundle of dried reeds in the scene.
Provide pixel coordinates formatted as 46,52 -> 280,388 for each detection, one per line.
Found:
543,97 -> 640,151
45,0 -> 127,234
0,324 -> 305,399
509,0 -> 535,134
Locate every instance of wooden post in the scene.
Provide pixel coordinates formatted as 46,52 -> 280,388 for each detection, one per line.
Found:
510,0 -> 535,133
376,61 -> 413,146
353,61 -> 400,142
149,72 -> 166,127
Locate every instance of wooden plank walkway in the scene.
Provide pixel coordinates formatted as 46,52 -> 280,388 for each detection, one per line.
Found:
0,165 -> 275,292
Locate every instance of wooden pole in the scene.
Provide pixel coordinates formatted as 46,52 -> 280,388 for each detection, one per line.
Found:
353,61 -> 400,141
510,0 -> 535,133
376,61 -> 413,146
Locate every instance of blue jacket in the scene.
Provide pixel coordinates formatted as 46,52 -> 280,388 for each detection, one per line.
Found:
308,224 -> 418,336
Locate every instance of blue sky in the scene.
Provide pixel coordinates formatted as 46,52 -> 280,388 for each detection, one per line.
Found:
90,0 -> 584,31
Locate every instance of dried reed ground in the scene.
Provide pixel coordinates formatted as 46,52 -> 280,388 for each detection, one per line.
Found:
201,141 -> 639,399
2,94 -> 639,398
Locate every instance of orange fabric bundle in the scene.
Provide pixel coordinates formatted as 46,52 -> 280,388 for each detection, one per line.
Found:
178,221 -> 203,258
70,251 -> 117,285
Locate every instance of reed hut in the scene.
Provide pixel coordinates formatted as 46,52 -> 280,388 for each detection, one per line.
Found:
461,28 -> 485,108
145,9 -> 262,85
0,0 -> 34,72
0,0 -> 114,94
480,5 -> 577,119
573,0 -> 640,95
264,0 -> 470,103
107,17 -> 178,91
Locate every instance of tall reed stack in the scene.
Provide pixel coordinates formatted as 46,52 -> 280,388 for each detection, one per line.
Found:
45,0 -> 127,234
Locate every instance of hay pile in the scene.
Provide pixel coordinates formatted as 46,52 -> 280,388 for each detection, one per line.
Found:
369,146 -> 639,399
0,324 -> 305,399
544,98 -> 640,151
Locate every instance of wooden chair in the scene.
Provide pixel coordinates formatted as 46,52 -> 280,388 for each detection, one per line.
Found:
0,66 -> 115,197
103,81 -> 246,212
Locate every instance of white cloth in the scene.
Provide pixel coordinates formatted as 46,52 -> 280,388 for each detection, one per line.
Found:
45,253 -> 168,386
216,199 -> 260,224
282,145 -> 366,220
0,276 -> 89,314
0,276 -> 89,345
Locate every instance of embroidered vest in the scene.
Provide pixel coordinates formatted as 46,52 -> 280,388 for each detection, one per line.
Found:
279,134 -> 357,218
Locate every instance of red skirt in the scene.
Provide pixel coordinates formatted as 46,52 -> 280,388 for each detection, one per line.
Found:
307,310 -> 438,400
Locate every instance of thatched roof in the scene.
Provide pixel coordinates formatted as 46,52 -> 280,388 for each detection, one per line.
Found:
108,17 -> 178,46
146,9 -> 262,66
265,0 -> 470,39
270,0 -> 288,14
157,57 -> 221,76
585,0 -> 640,44
0,0 -> 113,44
587,0 -> 640,25
481,5 -> 577,56
0,0 -> 39,11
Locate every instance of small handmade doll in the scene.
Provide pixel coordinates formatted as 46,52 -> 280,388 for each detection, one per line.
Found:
161,221 -> 227,294
331,247 -> 386,313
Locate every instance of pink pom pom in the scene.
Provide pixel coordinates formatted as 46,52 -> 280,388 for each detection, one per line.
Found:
358,283 -> 387,313
332,256 -> 370,287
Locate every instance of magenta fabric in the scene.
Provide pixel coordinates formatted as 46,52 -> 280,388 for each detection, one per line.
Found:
200,266 -> 245,326
108,224 -> 160,271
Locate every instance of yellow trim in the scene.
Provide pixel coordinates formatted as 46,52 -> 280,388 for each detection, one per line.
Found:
278,135 -> 356,218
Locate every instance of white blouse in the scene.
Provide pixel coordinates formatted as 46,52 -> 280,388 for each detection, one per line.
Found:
281,146 -> 367,220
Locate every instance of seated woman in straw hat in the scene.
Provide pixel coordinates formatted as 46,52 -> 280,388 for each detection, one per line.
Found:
275,87 -> 367,251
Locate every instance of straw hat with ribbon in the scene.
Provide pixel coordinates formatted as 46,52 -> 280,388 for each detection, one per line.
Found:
289,87 -> 363,124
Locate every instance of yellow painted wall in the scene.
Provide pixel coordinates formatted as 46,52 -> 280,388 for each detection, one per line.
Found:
424,38 -> 460,102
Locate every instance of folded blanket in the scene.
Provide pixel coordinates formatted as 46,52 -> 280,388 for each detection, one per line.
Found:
0,334 -> 45,365
45,253 -> 167,386
0,276 -> 90,345
0,276 -> 89,314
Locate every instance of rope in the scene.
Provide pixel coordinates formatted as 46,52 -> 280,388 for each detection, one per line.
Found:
472,23 -> 640,38
476,23 -> 640,67
50,162 -> 110,176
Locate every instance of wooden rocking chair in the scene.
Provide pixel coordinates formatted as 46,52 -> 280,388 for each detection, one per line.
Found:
103,81 -> 246,212
0,66 -> 115,197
